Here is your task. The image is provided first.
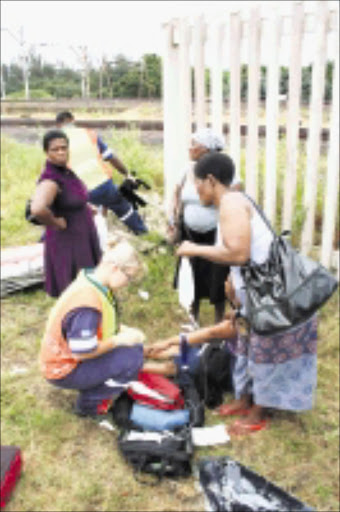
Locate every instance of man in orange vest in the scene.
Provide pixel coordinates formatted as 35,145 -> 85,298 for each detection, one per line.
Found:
55,111 -> 148,235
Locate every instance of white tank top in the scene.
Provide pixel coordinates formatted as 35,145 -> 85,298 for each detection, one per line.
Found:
181,178 -> 218,233
178,164 -> 240,233
217,198 -> 273,310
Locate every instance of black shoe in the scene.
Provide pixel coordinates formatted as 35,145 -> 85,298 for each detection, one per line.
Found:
72,403 -> 97,418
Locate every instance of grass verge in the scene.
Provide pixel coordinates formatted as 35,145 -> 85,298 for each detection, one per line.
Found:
1,133 -> 339,511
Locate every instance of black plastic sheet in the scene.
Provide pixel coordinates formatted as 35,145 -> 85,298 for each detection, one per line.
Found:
198,457 -> 314,512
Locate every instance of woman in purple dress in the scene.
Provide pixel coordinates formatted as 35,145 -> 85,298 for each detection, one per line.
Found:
31,130 -> 101,297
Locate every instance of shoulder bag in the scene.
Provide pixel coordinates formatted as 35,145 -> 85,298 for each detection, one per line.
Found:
240,194 -> 338,335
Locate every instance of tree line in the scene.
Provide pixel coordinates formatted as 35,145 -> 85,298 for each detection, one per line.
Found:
1,53 -> 334,103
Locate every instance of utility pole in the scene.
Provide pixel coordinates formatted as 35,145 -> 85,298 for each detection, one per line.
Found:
19,27 -> 30,100
1,64 -> 5,99
70,45 -> 90,98
1,25 -> 30,99
138,57 -> 144,98
99,55 -> 107,99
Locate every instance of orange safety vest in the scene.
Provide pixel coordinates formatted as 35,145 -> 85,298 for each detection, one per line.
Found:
39,270 -> 118,380
63,125 -> 113,189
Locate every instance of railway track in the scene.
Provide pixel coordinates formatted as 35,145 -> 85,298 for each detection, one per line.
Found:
0,117 -> 331,141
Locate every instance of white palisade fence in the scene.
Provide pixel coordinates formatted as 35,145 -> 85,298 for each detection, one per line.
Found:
162,0 -> 339,275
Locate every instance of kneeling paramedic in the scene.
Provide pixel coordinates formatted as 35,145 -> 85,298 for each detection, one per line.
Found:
40,241 -> 149,417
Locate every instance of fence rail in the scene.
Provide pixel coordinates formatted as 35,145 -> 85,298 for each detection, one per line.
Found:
162,0 -> 339,274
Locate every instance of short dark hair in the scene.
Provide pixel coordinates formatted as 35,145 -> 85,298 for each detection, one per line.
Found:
55,111 -> 74,125
43,130 -> 69,152
194,152 -> 235,186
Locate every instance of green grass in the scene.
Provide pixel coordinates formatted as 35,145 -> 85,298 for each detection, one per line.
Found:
0,131 -> 164,247
1,129 -> 338,249
1,137 -> 44,247
1,133 -> 339,511
108,128 -> 164,191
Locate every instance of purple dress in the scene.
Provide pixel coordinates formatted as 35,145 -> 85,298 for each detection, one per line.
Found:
39,160 -> 102,297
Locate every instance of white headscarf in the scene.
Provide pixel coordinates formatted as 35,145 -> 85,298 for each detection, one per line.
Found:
192,128 -> 225,152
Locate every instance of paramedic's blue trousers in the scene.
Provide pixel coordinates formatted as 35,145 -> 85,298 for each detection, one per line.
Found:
89,179 -> 148,234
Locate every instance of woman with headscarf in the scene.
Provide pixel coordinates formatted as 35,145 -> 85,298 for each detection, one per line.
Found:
167,128 -> 242,324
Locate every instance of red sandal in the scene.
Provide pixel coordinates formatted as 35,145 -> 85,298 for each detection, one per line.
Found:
216,404 -> 251,417
230,418 -> 268,435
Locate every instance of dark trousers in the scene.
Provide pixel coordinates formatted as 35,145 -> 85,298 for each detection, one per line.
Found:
89,179 -> 147,234
48,345 -> 143,415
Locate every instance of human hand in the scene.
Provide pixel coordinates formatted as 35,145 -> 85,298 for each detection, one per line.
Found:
176,241 -> 199,258
166,224 -> 179,245
56,217 -> 67,230
115,325 -> 146,346
145,339 -> 175,358
88,204 -> 99,216
126,172 -> 137,184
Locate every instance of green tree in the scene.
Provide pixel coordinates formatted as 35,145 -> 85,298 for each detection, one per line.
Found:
2,63 -> 23,95
222,70 -> 230,100
140,54 -> 162,98
241,64 -> 248,100
260,65 -> 267,100
279,66 -> 289,95
324,61 -> 333,102
301,64 -> 312,103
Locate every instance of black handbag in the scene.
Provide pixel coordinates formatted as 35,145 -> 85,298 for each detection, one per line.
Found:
240,194 -> 338,335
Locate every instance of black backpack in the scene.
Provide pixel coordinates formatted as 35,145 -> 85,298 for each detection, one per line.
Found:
192,340 -> 235,409
175,369 -> 205,427
110,392 -> 135,430
118,427 -> 193,482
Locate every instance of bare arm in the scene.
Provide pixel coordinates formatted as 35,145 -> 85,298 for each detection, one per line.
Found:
107,155 -> 129,177
185,319 -> 236,345
30,180 -> 67,230
167,183 -> 183,239
145,319 -> 236,357
176,194 -> 251,265
171,184 -> 182,221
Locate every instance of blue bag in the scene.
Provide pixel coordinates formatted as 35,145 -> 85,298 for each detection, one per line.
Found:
130,403 -> 190,431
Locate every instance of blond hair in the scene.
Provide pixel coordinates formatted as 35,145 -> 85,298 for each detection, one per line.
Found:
101,240 -> 140,270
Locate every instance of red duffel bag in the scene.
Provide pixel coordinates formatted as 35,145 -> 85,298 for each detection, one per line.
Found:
1,445 -> 23,509
127,371 -> 185,411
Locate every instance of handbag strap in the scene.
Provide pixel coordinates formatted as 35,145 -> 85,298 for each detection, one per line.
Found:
242,192 -> 278,238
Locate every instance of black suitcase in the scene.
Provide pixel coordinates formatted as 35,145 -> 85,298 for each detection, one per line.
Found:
198,456 -> 315,512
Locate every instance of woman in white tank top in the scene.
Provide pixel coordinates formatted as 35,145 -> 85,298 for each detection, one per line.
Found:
177,152 -> 319,435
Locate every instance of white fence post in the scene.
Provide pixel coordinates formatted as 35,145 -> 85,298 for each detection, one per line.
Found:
245,5 -> 261,201
162,19 -> 182,213
178,17 -> 192,164
263,8 -> 282,224
282,1 -> 305,232
162,3 -> 338,265
321,20 -> 339,270
193,15 -> 206,130
301,0 -> 329,254
229,10 -> 242,179
210,22 -> 225,134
